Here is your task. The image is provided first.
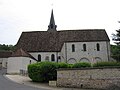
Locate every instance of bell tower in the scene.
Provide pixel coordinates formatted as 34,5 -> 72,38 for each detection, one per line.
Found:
48,9 -> 57,31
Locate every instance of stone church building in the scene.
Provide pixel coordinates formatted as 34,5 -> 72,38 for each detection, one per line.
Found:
15,10 -> 110,64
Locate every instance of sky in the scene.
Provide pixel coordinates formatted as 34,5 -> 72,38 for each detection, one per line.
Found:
0,0 -> 120,45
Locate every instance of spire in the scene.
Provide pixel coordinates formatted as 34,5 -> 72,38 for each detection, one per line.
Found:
48,9 -> 57,31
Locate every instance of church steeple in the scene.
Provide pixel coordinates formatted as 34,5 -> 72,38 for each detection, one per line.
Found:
48,9 -> 57,31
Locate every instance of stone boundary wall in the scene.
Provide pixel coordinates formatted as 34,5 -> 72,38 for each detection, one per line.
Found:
57,67 -> 120,89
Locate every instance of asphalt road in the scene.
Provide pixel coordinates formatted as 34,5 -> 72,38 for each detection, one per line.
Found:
0,68 -> 49,90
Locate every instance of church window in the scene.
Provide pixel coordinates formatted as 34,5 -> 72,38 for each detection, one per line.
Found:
30,60 -> 31,64
38,54 -> 41,62
83,44 -> 86,51
96,43 -> 100,51
72,44 -> 75,52
51,54 -> 55,61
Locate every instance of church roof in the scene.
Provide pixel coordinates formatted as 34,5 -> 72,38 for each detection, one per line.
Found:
11,48 -> 37,60
16,29 -> 110,52
0,51 -> 12,58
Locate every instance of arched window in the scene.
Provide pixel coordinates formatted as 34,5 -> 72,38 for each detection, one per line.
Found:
29,60 -> 31,64
83,44 -> 86,51
96,43 -> 100,51
51,54 -> 55,61
72,44 -> 75,52
38,54 -> 41,62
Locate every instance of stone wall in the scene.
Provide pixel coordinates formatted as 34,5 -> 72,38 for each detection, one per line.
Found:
57,67 -> 120,89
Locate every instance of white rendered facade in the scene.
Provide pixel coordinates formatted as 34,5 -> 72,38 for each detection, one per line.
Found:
7,57 -> 36,74
60,41 -> 110,64
30,52 -> 60,62
29,41 -> 110,64
0,58 -> 8,68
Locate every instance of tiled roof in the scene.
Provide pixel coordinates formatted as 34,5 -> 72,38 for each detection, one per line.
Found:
16,29 -> 110,52
11,48 -> 37,60
0,51 -> 12,58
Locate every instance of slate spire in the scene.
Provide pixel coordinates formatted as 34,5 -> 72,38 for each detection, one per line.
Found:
48,9 -> 57,31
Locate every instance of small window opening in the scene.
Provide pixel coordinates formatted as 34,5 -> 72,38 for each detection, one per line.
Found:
96,43 -> 100,51
51,54 -> 55,61
38,54 -> 41,62
72,44 -> 75,52
83,44 -> 86,51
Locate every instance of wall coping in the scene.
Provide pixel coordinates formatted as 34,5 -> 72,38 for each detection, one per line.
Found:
57,66 -> 120,71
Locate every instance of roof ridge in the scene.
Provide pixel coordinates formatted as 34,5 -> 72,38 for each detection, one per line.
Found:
58,29 -> 105,32
22,29 -> 105,33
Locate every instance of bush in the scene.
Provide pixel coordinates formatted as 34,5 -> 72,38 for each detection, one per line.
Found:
68,64 -> 73,68
58,62 -> 69,68
28,62 -> 92,82
93,61 -> 120,67
28,61 -> 58,82
72,62 -> 91,68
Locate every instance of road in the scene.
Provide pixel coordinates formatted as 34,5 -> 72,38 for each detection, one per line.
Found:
0,68 -> 49,90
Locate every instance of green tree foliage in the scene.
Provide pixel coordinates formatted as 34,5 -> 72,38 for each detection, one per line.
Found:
28,61 -> 120,82
28,62 -> 59,82
112,29 -> 120,45
72,62 -> 91,68
112,23 -> 120,61
28,62 -> 72,82
58,62 -> 69,68
111,45 -> 120,62
93,61 -> 120,67
0,44 -> 15,51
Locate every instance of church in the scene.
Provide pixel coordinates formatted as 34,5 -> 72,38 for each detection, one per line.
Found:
15,10 -> 110,64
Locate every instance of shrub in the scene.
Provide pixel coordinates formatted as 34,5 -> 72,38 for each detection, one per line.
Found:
28,61 -> 58,82
93,61 -> 120,67
58,62 -> 69,68
28,62 -> 92,82
68,64 -> 73,68
72,62 -> 91,68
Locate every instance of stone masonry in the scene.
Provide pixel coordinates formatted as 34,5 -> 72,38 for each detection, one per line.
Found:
57,67 -> 120,89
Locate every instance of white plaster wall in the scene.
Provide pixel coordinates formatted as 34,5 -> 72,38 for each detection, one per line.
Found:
60,41 -> 110,64
7,57 -> 37,74
29,41 -> 110,64
0,58 -> 8,68
2,58 -> 8,68
30,52 -> 60,62
21,57 -> 36,71
7,57 -> 22,74
60,43 -> 67,63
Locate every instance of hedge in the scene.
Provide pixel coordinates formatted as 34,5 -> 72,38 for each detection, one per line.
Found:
93,61 -> 120,67
58,62 -> 69,68
72,62 -> 91,68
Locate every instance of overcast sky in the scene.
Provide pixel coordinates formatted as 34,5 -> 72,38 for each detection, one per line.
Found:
0,0 -> 120,45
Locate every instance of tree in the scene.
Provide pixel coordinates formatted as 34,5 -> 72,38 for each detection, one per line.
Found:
0,44 -> 15,51
112,29 -> 120,45
111,45 -> 120,62
111,21 -> 120,61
